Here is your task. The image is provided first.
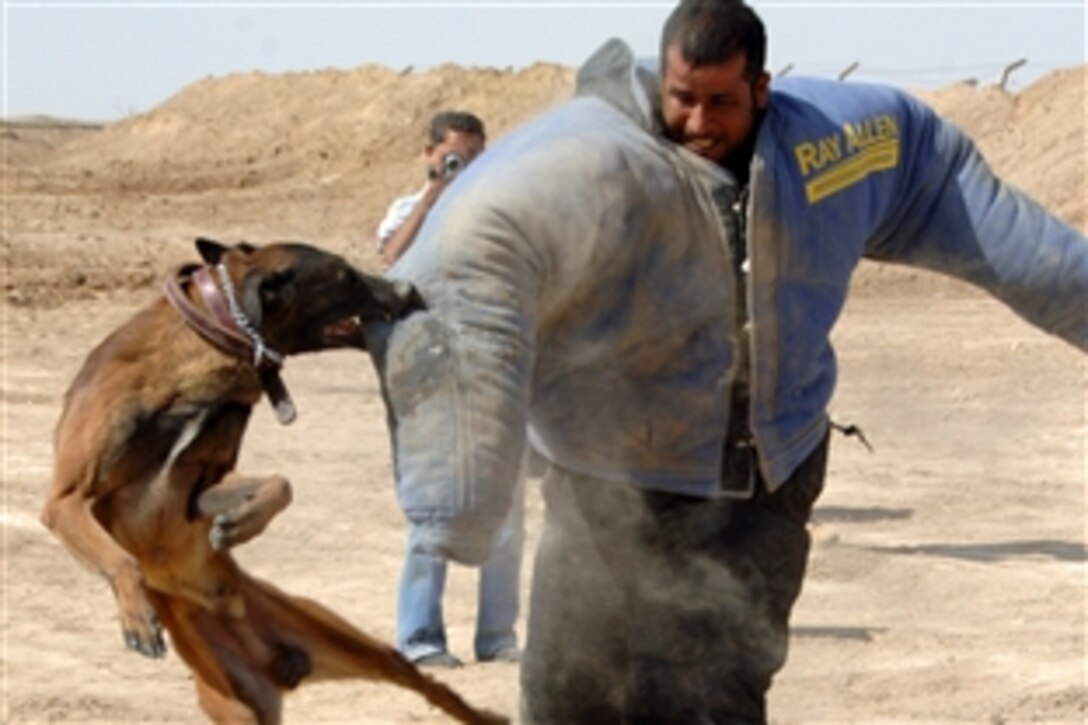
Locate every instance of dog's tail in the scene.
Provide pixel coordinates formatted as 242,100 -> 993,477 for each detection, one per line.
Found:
233,571 -> 508,724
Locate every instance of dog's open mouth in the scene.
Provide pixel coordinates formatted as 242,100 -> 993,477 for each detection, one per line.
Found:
322,316 -> 367,348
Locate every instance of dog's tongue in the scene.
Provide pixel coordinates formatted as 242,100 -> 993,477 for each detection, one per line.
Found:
325,317 -> 367,348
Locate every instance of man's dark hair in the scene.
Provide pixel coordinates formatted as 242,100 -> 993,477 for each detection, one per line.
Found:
428,110 -> 486,145
660,0 -> 766,82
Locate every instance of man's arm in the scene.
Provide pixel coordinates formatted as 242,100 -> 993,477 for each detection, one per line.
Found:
380,178 -> 451,267
867,117 -> 1087,350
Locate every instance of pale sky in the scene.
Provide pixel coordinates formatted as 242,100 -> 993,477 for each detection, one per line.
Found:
2,1 -> 1085,122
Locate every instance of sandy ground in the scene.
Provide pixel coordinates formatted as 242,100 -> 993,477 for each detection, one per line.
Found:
1,63 -> 1085,723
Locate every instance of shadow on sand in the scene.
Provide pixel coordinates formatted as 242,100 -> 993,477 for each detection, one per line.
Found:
861,539 -> 1087,563
792,626 -> 887,642
812,506 -> 913,524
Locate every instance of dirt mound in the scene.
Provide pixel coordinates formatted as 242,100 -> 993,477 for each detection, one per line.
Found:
3,62 -> 1083,307
1,117 -> 104,166
2,62 -> 574,305
19,63 -> 574,196
913,65 -> 1085,229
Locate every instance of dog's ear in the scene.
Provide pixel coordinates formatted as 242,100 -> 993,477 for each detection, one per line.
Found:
196,237 -> 229,264
392,281 -> 427,316
196,238 -> 259,264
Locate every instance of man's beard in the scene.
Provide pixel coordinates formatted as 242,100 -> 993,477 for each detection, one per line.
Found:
721,104 -> 765,185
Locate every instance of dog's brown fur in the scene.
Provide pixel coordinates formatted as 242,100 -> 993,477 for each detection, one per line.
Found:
41,239 -> 504,724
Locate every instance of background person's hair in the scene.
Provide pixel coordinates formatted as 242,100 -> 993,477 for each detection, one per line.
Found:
428,110 -> 486,145
660,0 -> 767,82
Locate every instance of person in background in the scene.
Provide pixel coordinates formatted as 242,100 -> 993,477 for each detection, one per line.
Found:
376,110 -> 487,267
377,110 -> 523,668
370,0 -> 1085,718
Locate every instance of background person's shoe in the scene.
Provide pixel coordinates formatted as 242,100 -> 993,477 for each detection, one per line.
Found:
412,650 -> 464,668
478,646 -> 520,663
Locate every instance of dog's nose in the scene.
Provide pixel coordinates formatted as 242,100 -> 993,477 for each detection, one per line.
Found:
390,281 -> 426,316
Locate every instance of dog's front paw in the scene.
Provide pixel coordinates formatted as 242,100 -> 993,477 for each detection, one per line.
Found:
201,476 -> 291,551
208,510 -> 270,551
209,512 -> 248,551
121,603 -> 166,658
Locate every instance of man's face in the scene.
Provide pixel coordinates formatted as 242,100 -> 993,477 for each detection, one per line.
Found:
426,130 -> 486,173
659,44 -> 769,164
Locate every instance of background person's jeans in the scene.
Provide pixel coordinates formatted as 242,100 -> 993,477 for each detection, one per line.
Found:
397,481 -> 525,661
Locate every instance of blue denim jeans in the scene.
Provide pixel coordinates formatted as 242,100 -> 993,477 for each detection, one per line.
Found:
396,480 -> 525,661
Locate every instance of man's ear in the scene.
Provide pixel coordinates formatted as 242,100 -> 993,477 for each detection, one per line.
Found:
754,70 -> 771,111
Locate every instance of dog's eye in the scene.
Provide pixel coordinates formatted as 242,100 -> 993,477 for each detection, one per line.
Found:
260,270 -> 296,305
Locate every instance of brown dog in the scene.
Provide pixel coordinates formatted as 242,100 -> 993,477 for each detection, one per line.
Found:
41,238 -> 505,724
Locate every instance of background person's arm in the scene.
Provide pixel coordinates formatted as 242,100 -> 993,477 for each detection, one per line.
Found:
379,178 -> 451,267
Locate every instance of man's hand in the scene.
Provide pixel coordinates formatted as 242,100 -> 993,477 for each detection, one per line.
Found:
380,125 -> 485,267
428,152 -> 466,181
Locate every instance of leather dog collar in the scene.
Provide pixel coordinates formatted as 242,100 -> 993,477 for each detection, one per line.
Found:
164,265 -> 297,425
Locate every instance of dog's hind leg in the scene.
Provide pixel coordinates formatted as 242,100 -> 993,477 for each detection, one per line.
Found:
197,473 -> 292,552
40,492 -> 165,658
195,679 -> 261,725
235,575 -> 508,724
151,590 -> 284,725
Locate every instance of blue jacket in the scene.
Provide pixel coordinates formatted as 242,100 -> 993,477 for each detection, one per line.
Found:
368,40 -> 1086,564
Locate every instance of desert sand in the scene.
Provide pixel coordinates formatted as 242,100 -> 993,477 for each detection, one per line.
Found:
1,61 -> 1084,723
